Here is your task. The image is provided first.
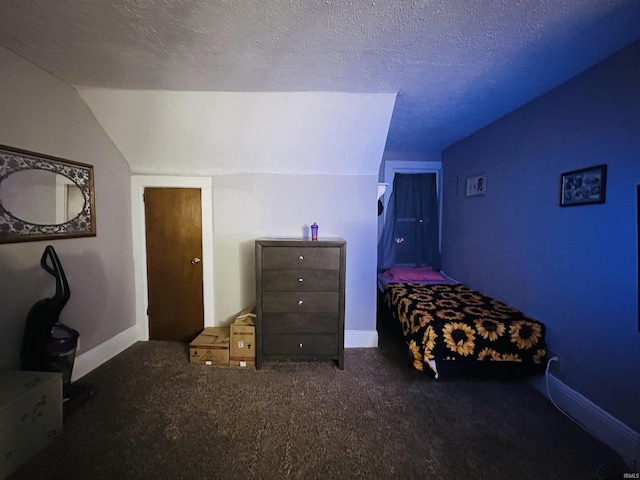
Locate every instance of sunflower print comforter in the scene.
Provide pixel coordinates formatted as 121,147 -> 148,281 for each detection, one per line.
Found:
384,283 -> 547,378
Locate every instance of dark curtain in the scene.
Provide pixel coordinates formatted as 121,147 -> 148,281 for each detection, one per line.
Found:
378,173 -> 441,271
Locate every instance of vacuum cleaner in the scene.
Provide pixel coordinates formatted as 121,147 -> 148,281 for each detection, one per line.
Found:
21,245 -> 93,412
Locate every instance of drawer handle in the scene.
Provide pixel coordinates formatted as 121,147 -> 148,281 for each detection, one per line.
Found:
298,255 -> 304,261
299,342 -> 304,348
297,300 -> 303,306
298,278 -> 304,283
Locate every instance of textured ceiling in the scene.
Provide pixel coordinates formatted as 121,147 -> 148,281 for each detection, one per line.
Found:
1,0 -> 639,153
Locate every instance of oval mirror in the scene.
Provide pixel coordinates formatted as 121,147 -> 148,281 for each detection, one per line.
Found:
0,170 -> 84,225
0,144 -> 96,244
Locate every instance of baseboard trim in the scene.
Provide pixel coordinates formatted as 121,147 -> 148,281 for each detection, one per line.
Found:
71,328 -> 379,380
531,373 -> 640,469
71,326 -> 139,382
345,329 -> 378,348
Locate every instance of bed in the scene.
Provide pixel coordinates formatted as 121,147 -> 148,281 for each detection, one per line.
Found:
378,267 -> 547,378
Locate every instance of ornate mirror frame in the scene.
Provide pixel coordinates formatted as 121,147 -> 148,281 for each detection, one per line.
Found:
0,144 -> 96,244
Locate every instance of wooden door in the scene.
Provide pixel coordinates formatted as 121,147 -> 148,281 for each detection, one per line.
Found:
144,187 -> 204,342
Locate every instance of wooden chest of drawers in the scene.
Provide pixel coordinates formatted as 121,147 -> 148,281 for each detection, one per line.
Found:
255,238 -> 346,369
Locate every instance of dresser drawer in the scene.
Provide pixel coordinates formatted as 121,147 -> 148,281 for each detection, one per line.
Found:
263,292 -> 339,313
262,269 -> 339,292
263,334 -> 338,356
262,313 -> 339,335
262,247 -> 341,270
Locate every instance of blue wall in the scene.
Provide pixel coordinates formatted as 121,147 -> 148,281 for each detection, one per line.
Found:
441,40 -> 640,432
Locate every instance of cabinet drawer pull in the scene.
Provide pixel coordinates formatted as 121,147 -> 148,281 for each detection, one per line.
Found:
297,300 -> 303,305
298,255 -> 304,261
298,278 -> 304,283
299,342 -> 304,348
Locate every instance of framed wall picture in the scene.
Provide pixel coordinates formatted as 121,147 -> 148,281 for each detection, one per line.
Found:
466,174 -> 486,197
560,164 -> 607,206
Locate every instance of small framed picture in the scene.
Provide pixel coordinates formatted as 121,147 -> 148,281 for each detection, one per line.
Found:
560,164 -> 607,206
466,174 -> 486,197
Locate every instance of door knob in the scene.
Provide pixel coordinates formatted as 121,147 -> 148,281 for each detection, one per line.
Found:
191,257 -> 201,265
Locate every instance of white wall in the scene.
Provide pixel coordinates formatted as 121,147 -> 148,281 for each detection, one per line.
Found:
212,173 -> 378,330
0,54 -> 393,372
0,47 -> 136,369
80,89 -> 395,337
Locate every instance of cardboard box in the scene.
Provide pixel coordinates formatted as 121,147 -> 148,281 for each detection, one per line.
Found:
230,307 -> 256,368
189,327 -> 230,366
0,370 -> 63,479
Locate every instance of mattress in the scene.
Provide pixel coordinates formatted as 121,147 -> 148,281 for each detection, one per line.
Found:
382,282 -> 547,378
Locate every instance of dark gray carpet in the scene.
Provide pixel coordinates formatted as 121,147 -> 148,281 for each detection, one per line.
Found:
12,332 -> 626,480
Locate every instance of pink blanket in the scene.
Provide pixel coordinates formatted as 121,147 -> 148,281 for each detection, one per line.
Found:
382,267 -> 446,282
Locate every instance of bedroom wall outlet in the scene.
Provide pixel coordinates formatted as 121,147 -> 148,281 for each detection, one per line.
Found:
548,350 -> 562,372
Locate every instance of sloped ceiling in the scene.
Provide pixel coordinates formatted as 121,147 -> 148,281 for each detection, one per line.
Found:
1,0 -> 639,163
76,89 -> 397,175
